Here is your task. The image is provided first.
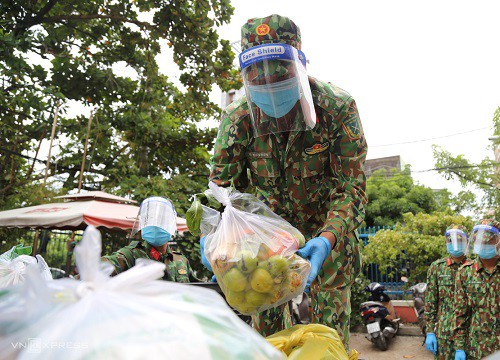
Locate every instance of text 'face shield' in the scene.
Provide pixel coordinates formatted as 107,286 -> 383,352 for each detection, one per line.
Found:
239,44 -> 316,137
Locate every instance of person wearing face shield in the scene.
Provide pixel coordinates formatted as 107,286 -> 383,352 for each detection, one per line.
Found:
207,14 -> 367,350
102,197 -> 195,282
424,224 -> 469,359
453,219 -> 499,360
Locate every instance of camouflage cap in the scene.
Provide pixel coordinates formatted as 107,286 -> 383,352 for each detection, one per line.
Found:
445,224 -> 468,233
477,218 -> 499,230
241,14 -> 301,52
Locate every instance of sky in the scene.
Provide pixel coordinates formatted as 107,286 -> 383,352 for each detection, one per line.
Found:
207,0 -> 500,194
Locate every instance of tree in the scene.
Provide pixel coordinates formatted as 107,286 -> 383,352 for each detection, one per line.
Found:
363,212 -> 474,283
0,0 -> 241,215
433,107 -> 500,219
365,166 -> 450,227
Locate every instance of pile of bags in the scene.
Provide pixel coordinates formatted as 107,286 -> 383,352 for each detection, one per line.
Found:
189,182 -> 311,315
0,244 -> 52,288
0,226 -> 283,360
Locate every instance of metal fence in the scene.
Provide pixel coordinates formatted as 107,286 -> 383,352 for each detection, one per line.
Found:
359,226 -> 415,300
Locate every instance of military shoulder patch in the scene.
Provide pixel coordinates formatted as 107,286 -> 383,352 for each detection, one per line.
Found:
177,268 -> 187,275
304,141 -> 329,155
341,116 -> 362,140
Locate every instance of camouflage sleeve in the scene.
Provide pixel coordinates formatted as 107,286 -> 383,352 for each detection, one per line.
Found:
209,103 -> 252,190
453,267 -> 469,349
319,98 -> 367,240
424,262 -> 439,332
101,246 -> 141,276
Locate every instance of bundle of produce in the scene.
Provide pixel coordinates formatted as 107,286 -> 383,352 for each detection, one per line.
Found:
188,182 -> 310,315
266,324 -> 359,360
0,226 -> 283,360
0,244 -> 51,288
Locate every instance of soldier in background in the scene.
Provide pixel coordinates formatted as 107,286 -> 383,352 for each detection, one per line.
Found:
454,219 -> 499,360
206,14 -> 367,350
103,197 -> 195,283
424,224 -> 469,359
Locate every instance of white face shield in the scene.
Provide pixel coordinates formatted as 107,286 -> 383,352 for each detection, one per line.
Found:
239,43 -> 316,137
469,224 -> 499,259
445,229 -> 468,252
132,197 -> 177,237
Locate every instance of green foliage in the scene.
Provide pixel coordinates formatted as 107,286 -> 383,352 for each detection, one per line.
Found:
365,167 -> 442,227
0,1 -> 241,271
0,0 -> 240,214
432,106 -> 499,219
363,212 -> 474,283
350,274 -> 370,330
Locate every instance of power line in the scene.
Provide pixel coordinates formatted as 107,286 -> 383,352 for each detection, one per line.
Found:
370,127 -> 490,148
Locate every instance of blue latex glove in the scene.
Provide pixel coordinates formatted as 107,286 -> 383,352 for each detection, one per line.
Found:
211,275 -> 217,282
455,350 -> 466,360
296,236 -> 332,292
425,333 -> 438,354
200,236 -> 213,272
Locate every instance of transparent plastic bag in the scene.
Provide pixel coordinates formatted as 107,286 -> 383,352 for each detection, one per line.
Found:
0,226 -> 284,360
0,245 -> 52,288
203,182 -> 311,315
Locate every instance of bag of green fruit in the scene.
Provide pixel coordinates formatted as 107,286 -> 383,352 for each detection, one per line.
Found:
202,181 -> 311,315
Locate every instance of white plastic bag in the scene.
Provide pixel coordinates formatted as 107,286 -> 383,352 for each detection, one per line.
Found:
0,245 -> 52,288
203,182 -> 311,315
0,226 -> 284,360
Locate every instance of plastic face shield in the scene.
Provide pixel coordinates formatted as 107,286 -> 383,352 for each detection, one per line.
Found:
239,43 -> 316,137
470,224 -> 499,255
132,197 -> 177,236
445,229 -> 467,251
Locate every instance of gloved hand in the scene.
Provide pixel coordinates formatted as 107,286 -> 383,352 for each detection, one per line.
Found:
455,350 -> 466,360
425,332 -> 438,354
296,236 -> 332,292
200,236 -> 213,272
211,275 -> 217,282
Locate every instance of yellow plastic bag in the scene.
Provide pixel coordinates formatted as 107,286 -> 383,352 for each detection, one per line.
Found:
266,324 -> 359,360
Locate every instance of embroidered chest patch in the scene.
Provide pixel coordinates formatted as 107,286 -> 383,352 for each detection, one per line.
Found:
304,141 -> 329,155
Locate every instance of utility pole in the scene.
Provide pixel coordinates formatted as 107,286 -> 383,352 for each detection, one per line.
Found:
43,101 -> 60,186
77,110 -> 94,193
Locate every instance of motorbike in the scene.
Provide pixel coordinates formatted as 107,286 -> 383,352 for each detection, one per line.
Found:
360,282 -> 400,351
409,282 -> 427,336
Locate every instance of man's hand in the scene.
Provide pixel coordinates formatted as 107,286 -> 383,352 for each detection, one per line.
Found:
425,333 -> 438,354
200,236 -> 213,272
455,350 -> 466,360
296,236 -> 332,292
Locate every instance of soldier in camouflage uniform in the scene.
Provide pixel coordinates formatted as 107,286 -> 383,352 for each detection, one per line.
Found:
208,14 -> 367,349
103,197 -> 195,283
424,224 -> 469,359
454,219 -> 499,360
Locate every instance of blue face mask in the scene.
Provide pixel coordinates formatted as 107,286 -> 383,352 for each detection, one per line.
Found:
248,78 -> 301,118
447,243 -> 465,257
473,244 -> 498,259
141,226 -> 171,247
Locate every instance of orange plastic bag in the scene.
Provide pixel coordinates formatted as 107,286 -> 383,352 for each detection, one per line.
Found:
266,324 -> 359,360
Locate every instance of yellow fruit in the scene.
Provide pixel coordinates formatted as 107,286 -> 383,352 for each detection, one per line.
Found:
245,289 -> 268,307
250,267 -> 274,293
268,289 -> 284,304
237,303 -> 258,314
235,250 -> 259,274
223,267 -> 248,293
263,255 -> 290,276
225,290 -> 246,308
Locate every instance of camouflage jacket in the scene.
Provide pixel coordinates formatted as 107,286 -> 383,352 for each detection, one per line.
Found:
102,240 -> 194,283
454,258 -> 500,359
210,77 -> 367,240
424,257 -> 467,338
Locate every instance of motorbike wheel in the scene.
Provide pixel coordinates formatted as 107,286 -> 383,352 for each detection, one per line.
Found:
375,334 -> 388,351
